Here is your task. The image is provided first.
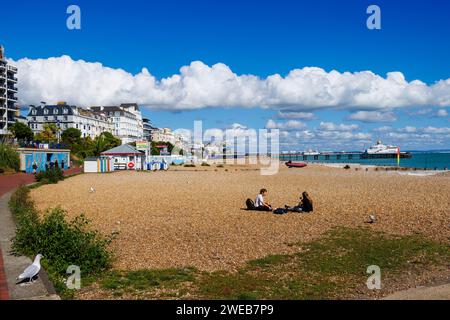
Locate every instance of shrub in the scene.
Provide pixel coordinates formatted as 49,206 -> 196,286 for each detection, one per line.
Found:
201,162 -> 210,166
0,142 -> 20,171
216,164 -> 224,168
9,186 -> 113,296
35,167 -> 64,184
343,165 -> 351,170
184,164 -> 196,167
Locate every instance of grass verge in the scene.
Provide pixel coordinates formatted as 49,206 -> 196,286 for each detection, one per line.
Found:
87,227 -> 449,299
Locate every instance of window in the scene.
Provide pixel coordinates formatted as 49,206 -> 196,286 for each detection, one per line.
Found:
63,108 -> 68,114
44,116 -> 48,121
54,109 -> 58,115
32,109 -> 37,115
44,109 -> 49,115
64,116 -> 68,121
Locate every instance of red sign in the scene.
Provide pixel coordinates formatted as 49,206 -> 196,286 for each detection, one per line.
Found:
128,162 -> 135,169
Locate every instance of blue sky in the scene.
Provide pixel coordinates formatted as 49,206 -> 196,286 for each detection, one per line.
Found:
1,0 -> 449,150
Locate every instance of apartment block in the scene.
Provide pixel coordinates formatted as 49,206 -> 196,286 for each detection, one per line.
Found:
0,45 -> 19,135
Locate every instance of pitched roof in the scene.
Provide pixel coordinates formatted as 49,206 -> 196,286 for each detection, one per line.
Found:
27,104 -> 75,117
101,144 -> 144,155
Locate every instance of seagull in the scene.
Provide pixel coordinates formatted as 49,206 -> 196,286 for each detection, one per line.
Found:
90,186 -> 96,193
368,213 -> 377,223
16,254 -> 43,284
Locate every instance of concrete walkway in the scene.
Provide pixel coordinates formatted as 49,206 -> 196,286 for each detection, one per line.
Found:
0,167 -> 81,300
383,283 -> 450,300
0,191 -> 59,300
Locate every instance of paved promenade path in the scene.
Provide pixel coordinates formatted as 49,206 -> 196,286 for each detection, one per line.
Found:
0,167 -> 81,300
383,283 -> 450,300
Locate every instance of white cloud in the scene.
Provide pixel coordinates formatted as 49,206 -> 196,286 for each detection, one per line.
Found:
295,130 -> 315,140
399,126 -> 417,133
348,111 -> 397,122
422,126 -> 450,134
277,111 -> 316,120
414,108 -> 433,115
319,122 -> 358,131
373,125 -> 392,132
266,119 -> 306,130
436,109 -> 448,117
11,56 -> 450,111
316,130 -> 371,140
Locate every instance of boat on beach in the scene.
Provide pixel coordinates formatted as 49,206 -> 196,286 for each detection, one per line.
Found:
285,161 -> 307,168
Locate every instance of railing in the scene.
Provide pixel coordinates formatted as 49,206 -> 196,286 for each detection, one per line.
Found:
7,65 -> 17,72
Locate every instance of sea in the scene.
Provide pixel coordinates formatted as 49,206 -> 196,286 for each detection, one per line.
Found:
279,151 -> 450,170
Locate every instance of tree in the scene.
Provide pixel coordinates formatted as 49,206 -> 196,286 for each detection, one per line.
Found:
61,128 -> 82,146
90,132 -> 121,156
101,132 -> 121,150
9,122 -> 33,141
35,123 -> 57,143
150,141 -> 175,155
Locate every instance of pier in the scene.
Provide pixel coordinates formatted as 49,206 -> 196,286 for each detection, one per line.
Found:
279,151 -> 412,161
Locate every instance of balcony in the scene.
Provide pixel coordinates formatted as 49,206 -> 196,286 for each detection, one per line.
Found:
7,76 -> 17,83
7,95 -> 17,101
7,65 -> 18,73
7,85 -> 17,92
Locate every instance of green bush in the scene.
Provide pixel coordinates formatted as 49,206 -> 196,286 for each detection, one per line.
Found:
9,186 -> 113,293
0,142 -> 20,171
35,167 -> 64,184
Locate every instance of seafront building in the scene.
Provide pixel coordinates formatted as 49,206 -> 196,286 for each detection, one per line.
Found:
151,127 -> 176,145
90,104 -> 144,144
0,45 -> 19,135
27,103 -> 114,139
143,117 -> 156,141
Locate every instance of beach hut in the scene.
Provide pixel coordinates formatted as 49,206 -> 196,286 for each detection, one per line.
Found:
17,147 -> 71,173
83,157 -> 114,173
100,144 -> 145,170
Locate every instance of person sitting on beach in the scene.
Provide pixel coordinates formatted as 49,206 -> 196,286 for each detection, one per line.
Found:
285,191 -> 313,213
255,188 -> 273,211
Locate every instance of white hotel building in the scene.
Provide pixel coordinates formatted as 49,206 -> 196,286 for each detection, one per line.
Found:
0,45 -> 19,135
90,104 -> 144,144
27,103 -> 113,139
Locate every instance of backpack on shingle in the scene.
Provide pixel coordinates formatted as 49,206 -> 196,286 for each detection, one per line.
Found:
246,198 -> 256,210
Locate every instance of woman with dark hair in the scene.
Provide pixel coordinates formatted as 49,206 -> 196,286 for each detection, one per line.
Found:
285,191 -> 313,213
